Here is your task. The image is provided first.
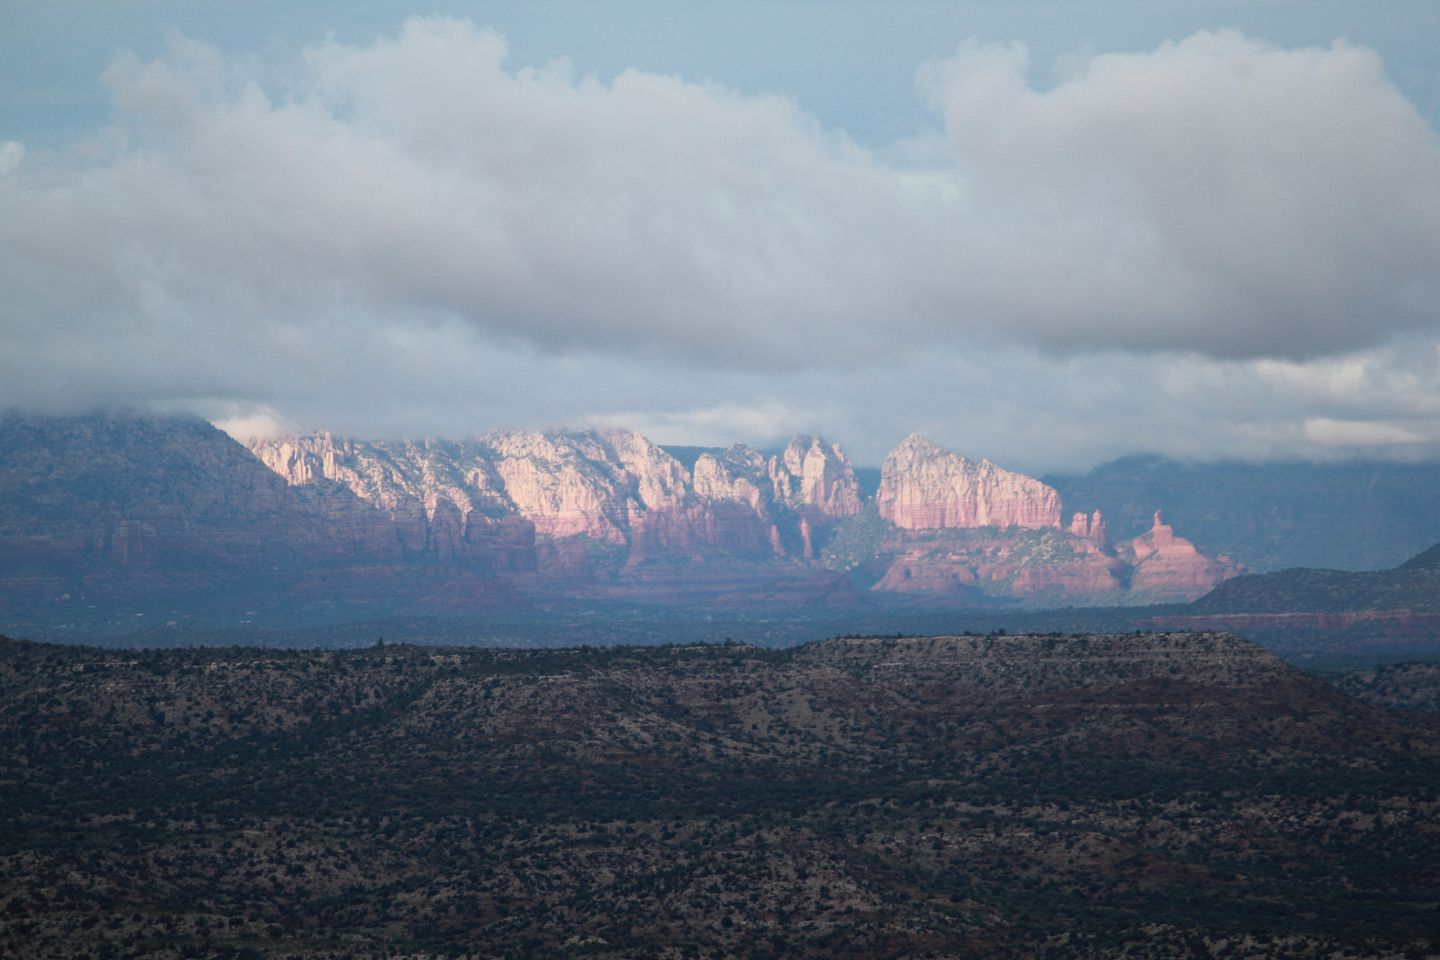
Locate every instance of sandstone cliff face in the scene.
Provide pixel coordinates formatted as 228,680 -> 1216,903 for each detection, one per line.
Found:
249,426 -> 1238,605
249,434 -> 533,570
1,415 -> 1256,617
871,529 -> 1130,603
769,435 -> 863,524
256,429 -> 789,565
1069,510 -> 1108,549
484,428 -> 784,558
602,429 -> 689,513
688,445 -> 784,556
252,434 -> 510,521
876,435 -> 1062,531
1117,511 -> 1245,602
868,505 -> 1236,606
693,445 -> 771,511
483,431 -> 634,543
602,430 -> 774,559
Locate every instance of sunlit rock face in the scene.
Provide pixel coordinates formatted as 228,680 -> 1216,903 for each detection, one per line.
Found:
482,431 -> 635,543
768,435 -> 863,524
255,428 -> 787,559
872,532 -> 1132,601
246,425 -> 1241,605
1117,511 -> 1246,602
876,434 -> 1062,531
1069,509 -> 1108,549
248,433 -> 532,570
691,445 -> 785,556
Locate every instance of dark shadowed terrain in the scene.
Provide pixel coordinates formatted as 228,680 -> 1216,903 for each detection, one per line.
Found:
3,632 -> 1437,958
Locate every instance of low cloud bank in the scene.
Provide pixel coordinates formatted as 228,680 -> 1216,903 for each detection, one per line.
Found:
3,20 -> 1439,466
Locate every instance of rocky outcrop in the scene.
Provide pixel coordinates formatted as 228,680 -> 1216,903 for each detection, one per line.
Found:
251,434 -> 511,520
872,529 -> 1130,603
694,445 -> 771,510
1069,509 -> 1107,548
1116,511 -> 1244,602
768,436 -> 863,524
483,431 -> 634,543
876,435 -> 1062,531
248,426 -> 1237,606
257,429 -> 792,564
868,506 -> 1236,606
249,433 -> 533,570
0,414 -> 1247,620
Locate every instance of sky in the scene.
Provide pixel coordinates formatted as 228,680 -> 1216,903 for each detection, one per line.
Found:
4,1 -> 1440,472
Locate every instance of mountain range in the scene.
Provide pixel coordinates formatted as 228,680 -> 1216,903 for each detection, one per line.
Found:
0,412 -> 1253,633
6,410 -> 1440,650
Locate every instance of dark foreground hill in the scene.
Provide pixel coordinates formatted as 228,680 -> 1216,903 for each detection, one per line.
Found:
2,633 -> 1438,959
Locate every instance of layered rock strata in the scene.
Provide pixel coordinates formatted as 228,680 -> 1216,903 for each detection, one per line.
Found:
0,414 -> 1246,616
250,433 -> 531,569
877,435 -> 1062,531
254,430 -> 870,566
769,435 -> 864,523
1118,511 -> 1246,602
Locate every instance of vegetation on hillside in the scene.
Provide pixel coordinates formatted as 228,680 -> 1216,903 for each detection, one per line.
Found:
2,633 -> 1437,958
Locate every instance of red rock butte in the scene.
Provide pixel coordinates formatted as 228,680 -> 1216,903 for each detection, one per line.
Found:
876,434 -> 1062,530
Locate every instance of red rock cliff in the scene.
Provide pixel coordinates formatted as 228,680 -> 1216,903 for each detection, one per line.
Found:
1117,511 -> 1244,602
876,435 -> 1061,531
768,435 -> 863,524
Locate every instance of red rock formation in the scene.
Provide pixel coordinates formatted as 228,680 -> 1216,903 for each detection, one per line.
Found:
690,445 -> 785,556
876,435 -> 1061,531
1068,509 -> 1108,546
485,431 -> 634,543
3,415 -> 1259,615
873,530 -> 1129,602
258,429 -> 790,563
693,445 -> 770,509
1116,511 -> 1244,602
768,435 -> 863,524
484,430 -> 788,560
867,504 -> 1241,605
250,433 -> 533,571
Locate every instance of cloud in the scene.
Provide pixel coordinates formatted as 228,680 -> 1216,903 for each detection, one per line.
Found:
1302,417 -> 1431,447
0,141 -> 22,178
919,30 -> 1440,357
582,400 -> 821,451
1,20 -> 1439,467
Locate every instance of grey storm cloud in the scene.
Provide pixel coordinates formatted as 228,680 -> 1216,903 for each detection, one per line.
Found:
3,18 -> 1440,466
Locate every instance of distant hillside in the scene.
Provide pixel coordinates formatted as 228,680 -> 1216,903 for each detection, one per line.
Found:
0,411 -> 402,579
1149,542 -> 1440,668
1047,455 -> 1440,572
1399,541 -> 1440,569
1189,543 -> 1440,615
